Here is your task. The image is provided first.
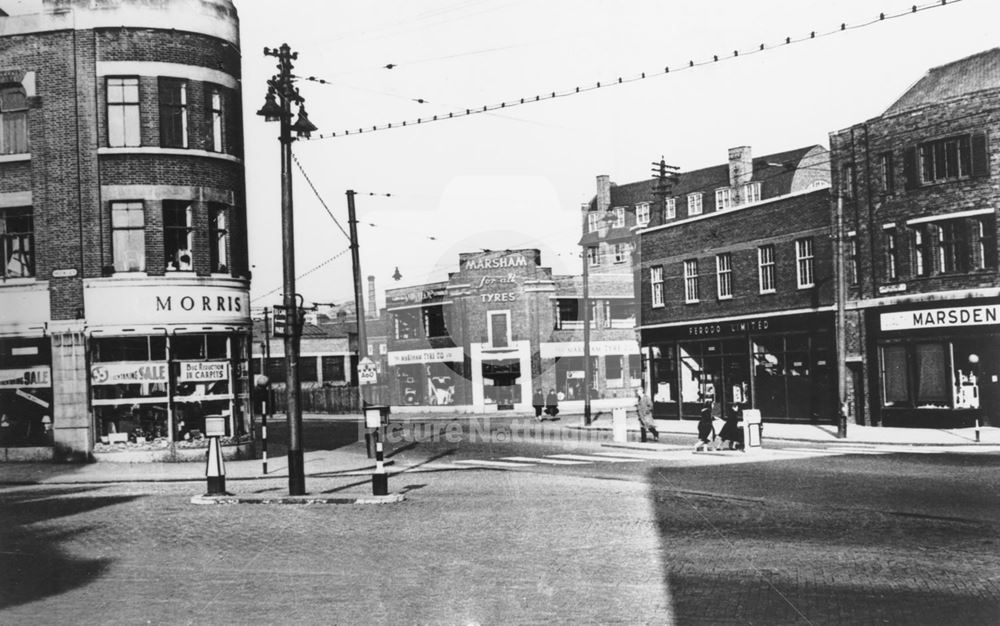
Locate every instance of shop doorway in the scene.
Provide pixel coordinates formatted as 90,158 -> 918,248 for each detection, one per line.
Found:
482,359 -> 521,409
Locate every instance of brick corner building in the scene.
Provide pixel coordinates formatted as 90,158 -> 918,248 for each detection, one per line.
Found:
0,0 -> 250,460
830,47 -> 1000,428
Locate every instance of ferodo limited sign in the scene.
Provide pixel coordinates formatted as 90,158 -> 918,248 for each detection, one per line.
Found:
84,280 -> 250,326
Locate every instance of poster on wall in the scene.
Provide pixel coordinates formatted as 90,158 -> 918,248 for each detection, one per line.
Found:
178,361 -> 230,383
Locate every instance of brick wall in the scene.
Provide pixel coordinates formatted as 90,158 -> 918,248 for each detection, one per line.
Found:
639,189 -> 833,326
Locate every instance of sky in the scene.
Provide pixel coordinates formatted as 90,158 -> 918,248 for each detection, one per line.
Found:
231,0 -> 1000,314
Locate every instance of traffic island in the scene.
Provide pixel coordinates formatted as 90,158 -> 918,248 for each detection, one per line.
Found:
190,493 -> 406,505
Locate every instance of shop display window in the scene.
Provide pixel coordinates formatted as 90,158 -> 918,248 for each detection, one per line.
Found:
880,341 -> 950,408
91,334 -> 244,444
0,337 -> 53,447
426,362 -> 458,405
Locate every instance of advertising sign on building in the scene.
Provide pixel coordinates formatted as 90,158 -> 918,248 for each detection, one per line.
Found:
178,361 -> 230,383
388,346 -> 464,366
91,362 -> 169,385
881,304 -> 1000,331
0,366 -> 51,388
83,280 -> 250,326
358,357 -> 378,385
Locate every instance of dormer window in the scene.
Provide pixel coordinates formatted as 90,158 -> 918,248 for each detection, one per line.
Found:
635,202 -> 650,226
687,193 -> 703,216
742,182 -> 761,204
715,188 -> 733,210
612,207 -> 625,228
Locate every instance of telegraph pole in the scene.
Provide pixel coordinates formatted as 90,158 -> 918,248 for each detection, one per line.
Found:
258,43 -> 318,495
347,189 -> 369,407
835,194 -> 848,438
582,215 -> 593,426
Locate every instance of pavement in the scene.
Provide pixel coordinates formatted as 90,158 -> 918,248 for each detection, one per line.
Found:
0,411 -> 996,488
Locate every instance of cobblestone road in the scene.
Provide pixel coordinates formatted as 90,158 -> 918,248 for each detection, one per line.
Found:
2,450 -> 998,624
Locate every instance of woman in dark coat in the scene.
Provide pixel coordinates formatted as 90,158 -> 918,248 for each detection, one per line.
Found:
718,403 -> 745,449
544,389 -> 559,419
532,389 -> 544,420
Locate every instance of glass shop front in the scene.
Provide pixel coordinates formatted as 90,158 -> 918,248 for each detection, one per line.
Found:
643,312 -> 837,423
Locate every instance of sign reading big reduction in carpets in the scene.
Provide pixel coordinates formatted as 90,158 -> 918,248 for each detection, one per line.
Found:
178,361 -> 230,382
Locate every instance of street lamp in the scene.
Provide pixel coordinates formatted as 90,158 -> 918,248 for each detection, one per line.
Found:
257,43 -> 318,496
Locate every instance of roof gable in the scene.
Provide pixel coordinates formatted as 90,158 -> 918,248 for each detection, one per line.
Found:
884,48 -> 1000,116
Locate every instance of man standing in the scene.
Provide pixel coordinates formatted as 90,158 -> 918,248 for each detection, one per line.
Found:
635,387 -> 659,442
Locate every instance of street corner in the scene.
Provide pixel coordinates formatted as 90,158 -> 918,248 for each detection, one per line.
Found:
189,492 -> 406,506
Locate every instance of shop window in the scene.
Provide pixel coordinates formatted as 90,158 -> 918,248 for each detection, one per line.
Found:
554,356 -> 597,401
209,204 -> 229,273
683,259 -> 699,303
1,207 -> 34,279
423,305 -> 448,337
107,77 -> 140,148
158,78 -> 188,148
650,265 -> 664,308
164,201 -> 194,271
880,342 -> 950,408
758,245 -> 775,293
426,362 -> 458,405
397,363 -> 424,405
321,356 -> 345,382
208,87 -> 224,152
796,238 -> 815,288
0,84 -> 28,154
605,355 -> 623,388
0,337 -> 53,447
393,309 -> 420,339
715,253 -> 732,300
92,336 -> 166,362
111,201 -> 145,272
628,354 -> 642,386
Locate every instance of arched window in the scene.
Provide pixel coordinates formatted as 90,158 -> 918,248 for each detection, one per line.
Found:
0,85 -> 28,154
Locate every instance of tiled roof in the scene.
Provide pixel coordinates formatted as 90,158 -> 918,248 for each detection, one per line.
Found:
884,48 -> 1000,116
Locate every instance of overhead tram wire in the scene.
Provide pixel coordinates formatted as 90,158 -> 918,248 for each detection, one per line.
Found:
300,1 -> 962,141
251,247 -> 352,303
291,151 -> 351,243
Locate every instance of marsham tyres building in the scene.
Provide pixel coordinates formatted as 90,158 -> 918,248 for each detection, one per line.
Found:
0,0 -> 251,460
384,249 -> 642,414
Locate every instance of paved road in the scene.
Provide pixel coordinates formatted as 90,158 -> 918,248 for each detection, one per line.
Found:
2,417 -> 998,624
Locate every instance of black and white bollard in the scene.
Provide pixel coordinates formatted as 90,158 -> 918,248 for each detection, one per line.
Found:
372,427 -> 388,496
365,405 -> 391,496
975,417 -> 981,443
204,416 -> 228,496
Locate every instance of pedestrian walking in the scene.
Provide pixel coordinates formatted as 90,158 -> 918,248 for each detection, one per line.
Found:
532,389 -> 544,421
635,387 -> 659,442
718,403 -> 745,450
544,389 -> 560,420
695,396 -> 716,451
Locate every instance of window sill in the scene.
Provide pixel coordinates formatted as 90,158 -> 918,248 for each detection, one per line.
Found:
98,146 -> 242,164
684,300 -> 700,305
797,284 -> 815,290
759,290 -> 776,295
0,276 -> 37,286
0,153 -> 30,163
717,295 -> 733,301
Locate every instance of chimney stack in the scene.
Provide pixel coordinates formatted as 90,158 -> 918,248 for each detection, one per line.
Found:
728,146 -> 753,188
367,275 -> 377,319
596,174 -> 612,213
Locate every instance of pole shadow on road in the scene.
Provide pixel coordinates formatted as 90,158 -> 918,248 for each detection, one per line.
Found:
0,487 -> 140,610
